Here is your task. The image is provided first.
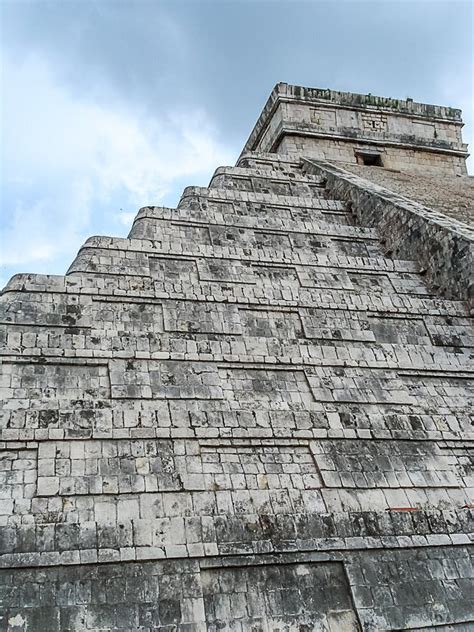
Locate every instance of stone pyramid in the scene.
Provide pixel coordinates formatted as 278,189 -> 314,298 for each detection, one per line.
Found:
0,83 -> 473,631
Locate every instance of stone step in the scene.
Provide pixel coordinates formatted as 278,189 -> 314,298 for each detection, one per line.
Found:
66,251 -> 431,299
1,356 -> 472,412
4,272 -> 469,317
0,510 -> 471,569
127,216 -> 380,257
2,398 -> 472,443
237,151 -> 305,173
67,236 -> 420,277
2,332 -> 472,375
129,206 -> 371,240
209,165 -> 325,196
2,295 -> 472,347
179,185 -> 345,210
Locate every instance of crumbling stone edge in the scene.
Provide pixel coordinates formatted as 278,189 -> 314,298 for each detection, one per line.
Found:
302,158 -> 473,309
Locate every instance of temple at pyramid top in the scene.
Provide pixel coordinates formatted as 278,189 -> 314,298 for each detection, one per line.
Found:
240,82 -> 469,176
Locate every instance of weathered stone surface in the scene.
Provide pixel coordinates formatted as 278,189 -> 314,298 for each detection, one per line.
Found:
302,159 -> 474,305
0,84 -> 473,630
339,163 -> 474,228
242,83 -> 469,176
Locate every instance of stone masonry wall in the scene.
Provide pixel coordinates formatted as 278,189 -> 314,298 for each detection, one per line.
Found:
0,148 -> 473,630
241,83 -> 469,176
278,135 -> 468,177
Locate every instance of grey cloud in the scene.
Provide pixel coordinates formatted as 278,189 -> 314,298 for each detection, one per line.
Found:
3,0 -> 472,148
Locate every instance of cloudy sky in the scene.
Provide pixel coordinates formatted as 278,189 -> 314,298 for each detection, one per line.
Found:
1,0 -> 473,288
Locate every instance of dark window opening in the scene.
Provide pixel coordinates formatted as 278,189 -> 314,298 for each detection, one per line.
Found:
355,150 -> 383,167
